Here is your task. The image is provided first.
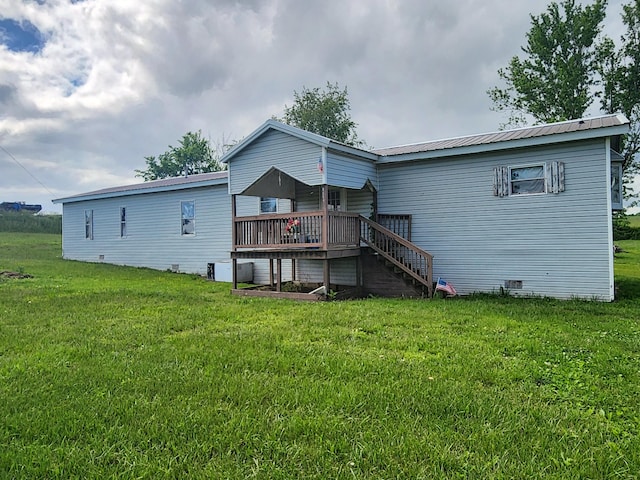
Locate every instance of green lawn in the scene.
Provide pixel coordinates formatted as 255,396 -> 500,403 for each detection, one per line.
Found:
1,233 -> 639,478
628,214 -> 640,229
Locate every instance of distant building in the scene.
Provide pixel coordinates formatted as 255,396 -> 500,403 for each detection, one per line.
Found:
1,202 -> 42,213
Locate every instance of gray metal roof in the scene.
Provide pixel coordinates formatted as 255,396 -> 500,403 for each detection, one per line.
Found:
53,171 -> 228,204
373,114 -> 629,157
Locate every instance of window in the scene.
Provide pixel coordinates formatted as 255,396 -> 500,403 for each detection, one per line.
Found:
120,207 -> 127,237
181,201 -> 195,235
494,162 -> 564,197
510,165 -> 546,195
328,189 -> 340,211
260,197 -> 277,214
611,162 -> 623,210
85,210 -> 93,240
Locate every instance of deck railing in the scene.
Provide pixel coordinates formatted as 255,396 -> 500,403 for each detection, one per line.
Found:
233,211 -> 360,249
377,213 -> 412,240
360,215 -> 433,297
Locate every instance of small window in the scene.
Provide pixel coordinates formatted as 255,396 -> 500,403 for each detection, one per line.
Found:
85,210 -> 93,240
328,189 -> 341,211
510,165 -> 546,195
611,162 -> 623,210
260,197 -> 277,214
120,207 -> 127,237
181,201 -> 195,235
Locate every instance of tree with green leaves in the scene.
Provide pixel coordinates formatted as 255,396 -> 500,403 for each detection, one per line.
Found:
488,0 -> 608,127
280,82 -> 364,147
599,0 -> 640,202
489,0 -> 640,205
135,130 -> 226,181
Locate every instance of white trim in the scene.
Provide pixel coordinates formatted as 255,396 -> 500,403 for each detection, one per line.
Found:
605,138 -> 615,301
321,146 -> 328,185
259,197 -> 278,214
220,119 -> 377,165
84,209 -> 94,240
54,175 -> 227,204
119,206 -> 127,239
375,123 -> 630,164
180,200 -> 196,236
508,163 -> 547,196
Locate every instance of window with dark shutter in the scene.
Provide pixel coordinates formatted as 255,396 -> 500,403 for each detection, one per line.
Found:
494,161 -> 565,197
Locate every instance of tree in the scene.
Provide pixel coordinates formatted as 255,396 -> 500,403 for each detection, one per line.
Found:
135,130 -> 226,181
488,0 -> 608,127
489,0 -> 640,205
280,82 -> 364,147
600,0 -> 640,203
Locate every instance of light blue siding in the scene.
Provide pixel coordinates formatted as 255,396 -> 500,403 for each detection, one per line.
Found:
61,185 -> 231,275
326,150 -> 377,190
378,139 -> 613,300
294,258 -> 358,286
229,129 -> 324,194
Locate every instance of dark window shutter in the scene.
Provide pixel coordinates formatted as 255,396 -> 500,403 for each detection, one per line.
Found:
493,166 -> 509,197
547,161 -> 565,194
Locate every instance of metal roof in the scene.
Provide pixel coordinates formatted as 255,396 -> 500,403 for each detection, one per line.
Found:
54,114 -> 629,204
373,114 -> 629,158
53,171 -> 228,204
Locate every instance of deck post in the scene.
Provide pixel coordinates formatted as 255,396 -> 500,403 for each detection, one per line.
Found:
269,259 -> 274,287
232,258 -> 238,290
291,258 -> 296,282
231,195 -> 237,289
322,185 -> 329,250
231,195 -> 237,250
323,259 -> 330,294
276,259 -> 282,292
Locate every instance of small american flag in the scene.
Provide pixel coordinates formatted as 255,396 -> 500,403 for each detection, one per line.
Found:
317,157 -> 323,173
435,278 -> 457,296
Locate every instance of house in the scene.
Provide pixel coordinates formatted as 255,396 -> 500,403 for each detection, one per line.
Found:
53,113 -> 629,301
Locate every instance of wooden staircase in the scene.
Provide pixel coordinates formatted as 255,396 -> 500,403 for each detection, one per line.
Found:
359,216 -> 434,297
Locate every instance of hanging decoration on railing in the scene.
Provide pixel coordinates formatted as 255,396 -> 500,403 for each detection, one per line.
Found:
285,218 -> 300,234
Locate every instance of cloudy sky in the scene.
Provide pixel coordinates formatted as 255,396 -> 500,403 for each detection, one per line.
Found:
0,0 -> 633,213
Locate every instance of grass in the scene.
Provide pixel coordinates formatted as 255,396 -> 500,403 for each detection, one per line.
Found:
0,211 -> 62,234
1,233 -> 639,478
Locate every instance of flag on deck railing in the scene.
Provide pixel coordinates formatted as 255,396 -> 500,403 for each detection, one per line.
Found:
435,278 -> 457,296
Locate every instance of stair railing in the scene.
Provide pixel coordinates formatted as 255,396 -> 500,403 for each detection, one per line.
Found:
359,215 -> 434,297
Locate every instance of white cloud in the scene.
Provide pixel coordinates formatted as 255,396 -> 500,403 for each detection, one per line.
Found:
0,0 -> 636,214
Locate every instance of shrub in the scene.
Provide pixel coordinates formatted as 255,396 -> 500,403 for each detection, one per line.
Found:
0,211 -> 62,234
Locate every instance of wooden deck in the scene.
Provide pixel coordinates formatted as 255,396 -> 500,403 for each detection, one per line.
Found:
229,210 -> 432,298
231,246 -> 361,260
233,210 -> 360,251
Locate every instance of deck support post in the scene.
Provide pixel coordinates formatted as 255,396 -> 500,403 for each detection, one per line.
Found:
232,259 -> 238,290
321,185 -> 329,250
291,259 -> 296,282
323,259 -> 330,294
276,259 -> 282,292
269,259 -> 274,287
231,195 -> 237,290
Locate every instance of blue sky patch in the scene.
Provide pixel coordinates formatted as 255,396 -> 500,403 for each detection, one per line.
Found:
0,18 -> 46,53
